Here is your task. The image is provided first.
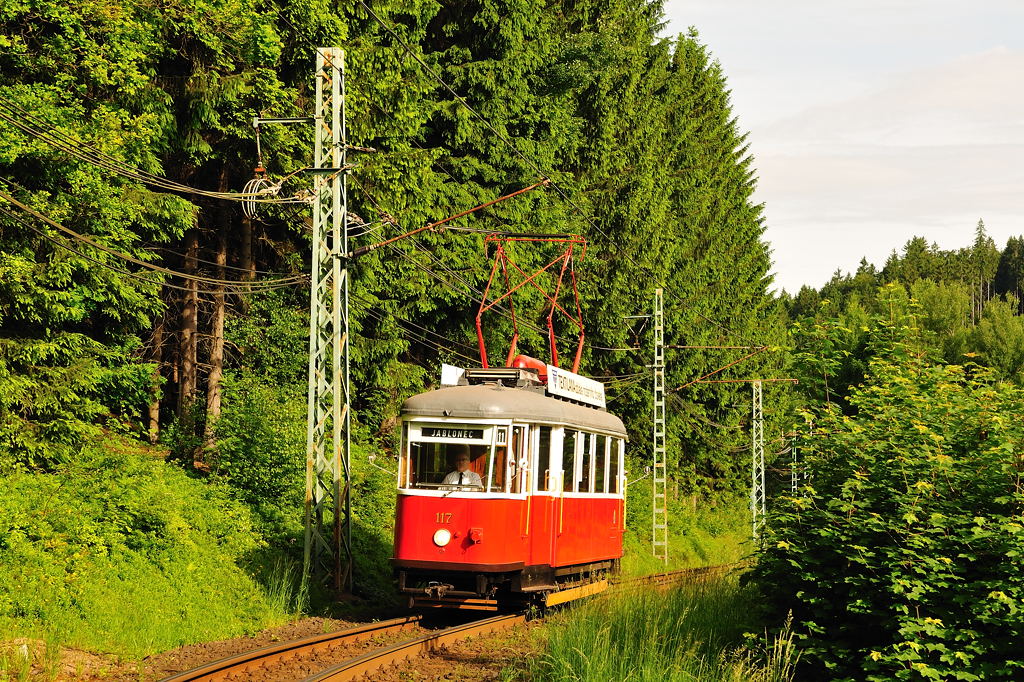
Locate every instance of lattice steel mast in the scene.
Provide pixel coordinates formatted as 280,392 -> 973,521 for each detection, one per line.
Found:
750,380 -> 766,542
652,288 -> 668,564
790,438 -> 799,495
303,47 -> 352,592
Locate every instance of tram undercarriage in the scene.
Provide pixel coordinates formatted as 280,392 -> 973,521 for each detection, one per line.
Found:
396,558 -> 619,611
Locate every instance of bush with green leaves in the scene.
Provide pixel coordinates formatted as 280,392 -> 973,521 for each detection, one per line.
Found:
208,376 -> 400,603
532,574 -> 797,681
753,312 -> 1024,680
0,440 -> 295,656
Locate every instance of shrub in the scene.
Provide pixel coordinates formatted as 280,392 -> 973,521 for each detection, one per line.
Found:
0,440 -> 292,657
752,333 -> 1024,679
532,575 -> 797,681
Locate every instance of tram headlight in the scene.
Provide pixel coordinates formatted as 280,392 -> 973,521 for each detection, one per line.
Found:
432,528 -> 452,547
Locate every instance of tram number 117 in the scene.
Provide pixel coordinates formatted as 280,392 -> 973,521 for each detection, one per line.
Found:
435,512 -> 453,523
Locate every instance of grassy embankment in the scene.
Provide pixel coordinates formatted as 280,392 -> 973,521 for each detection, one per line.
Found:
0,437 -> 304,677
522,575 -> 796,682
0,422 -> 399,679
620,459 -> 752,576
516,494 -> 795,681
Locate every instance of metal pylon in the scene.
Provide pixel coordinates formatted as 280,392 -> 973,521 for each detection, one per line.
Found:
751,381 -> 766,542
652,288 -> 668,564
304,47 -> 352,592
790,438 -> 798,495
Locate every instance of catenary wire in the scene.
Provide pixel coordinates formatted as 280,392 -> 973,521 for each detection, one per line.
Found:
0,97 -> 311,204
0,206 -> 292,295
350,4 -> 764,345
0,183 -> 307,291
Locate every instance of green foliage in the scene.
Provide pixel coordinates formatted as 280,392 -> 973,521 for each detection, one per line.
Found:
0,334 -> 153,469
531,575 -> 797,681
753,312 -> 1024,680
1,0 -> 785,650
3,0 -> 782,490
622,457 -> 750,575
974,296 -> 1024,382
0,440 -> 294,657
210,374 -> 306,510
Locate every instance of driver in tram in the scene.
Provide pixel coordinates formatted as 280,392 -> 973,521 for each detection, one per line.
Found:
442,446 -> 483,488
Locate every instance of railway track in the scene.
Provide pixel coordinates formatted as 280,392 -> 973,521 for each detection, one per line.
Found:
300,614 -> 525,681
159,615 -> 424,682
159,562 -> 740,682
611,560 -> 745,590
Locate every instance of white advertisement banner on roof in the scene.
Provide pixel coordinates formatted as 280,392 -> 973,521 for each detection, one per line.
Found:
546,365 -> 606,408
440,363 -> 465,387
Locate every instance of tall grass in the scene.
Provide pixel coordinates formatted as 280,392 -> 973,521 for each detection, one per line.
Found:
0,445 -> 303,660
530,575 -> 797,682
622,493 -> 751,576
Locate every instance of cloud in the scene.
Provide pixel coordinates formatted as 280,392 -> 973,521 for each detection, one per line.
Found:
761,48 -> 1024,149
753,48 -> 1024,291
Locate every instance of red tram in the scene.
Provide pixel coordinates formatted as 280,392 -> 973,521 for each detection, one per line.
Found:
392,363 -> 628,610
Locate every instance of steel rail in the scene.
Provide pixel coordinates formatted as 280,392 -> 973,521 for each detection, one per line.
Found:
158,615 -> 423,682
297,564 -> 737,680
158,562 -> 736,682
611,561 -> 746,589
300,613 -> 525,681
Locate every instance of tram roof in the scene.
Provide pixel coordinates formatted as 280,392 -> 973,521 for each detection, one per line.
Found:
402,383 -> 628,437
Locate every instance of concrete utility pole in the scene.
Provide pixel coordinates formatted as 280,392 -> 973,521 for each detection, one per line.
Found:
302,47 -> 353,592
652,288 -> 668,564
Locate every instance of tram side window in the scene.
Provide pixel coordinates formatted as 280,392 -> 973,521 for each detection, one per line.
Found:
509,426 -> 526,494
595,434 -> 607,493
579,432 -> 592,493
537,426 -> 552,492
490,444 -> 507,493
399,423 -> 409,486
409,441 -> 488,490
562,429 -> 577,492
609,438 -> 621,494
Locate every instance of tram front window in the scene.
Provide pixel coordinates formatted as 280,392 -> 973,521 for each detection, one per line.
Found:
408,442 -> 489,490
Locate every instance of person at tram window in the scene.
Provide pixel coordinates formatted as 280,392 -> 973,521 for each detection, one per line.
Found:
442,446 -> 482,487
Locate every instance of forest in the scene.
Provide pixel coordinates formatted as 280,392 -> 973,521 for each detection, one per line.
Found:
2,0 -> 1024,679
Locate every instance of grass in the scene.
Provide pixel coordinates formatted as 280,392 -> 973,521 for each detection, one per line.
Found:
622,493 -> 751,576
0,440 -> 305,667
526,574 -> 797,682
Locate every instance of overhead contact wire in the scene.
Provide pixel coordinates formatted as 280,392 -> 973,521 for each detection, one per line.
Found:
0,98 -> 308,204
0,184 -> 306,290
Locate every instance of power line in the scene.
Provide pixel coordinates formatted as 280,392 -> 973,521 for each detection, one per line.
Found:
147,243 -> 296,278
0,183 -> 306,292
351,179 -> 551,337
353,291 -> 479,355
353,295 -> 479,364
0,206 -> 234,295
672,346 -> 769,393
0,97 -> 311,205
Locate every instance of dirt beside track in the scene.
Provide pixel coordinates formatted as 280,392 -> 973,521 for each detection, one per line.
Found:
64,617 -> 346,681
373,619 -> 542,682
44,616 -> 410,681
7,612 -> 541,680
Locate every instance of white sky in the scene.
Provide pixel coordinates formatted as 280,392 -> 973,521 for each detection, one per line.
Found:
661,1 -> 1024,293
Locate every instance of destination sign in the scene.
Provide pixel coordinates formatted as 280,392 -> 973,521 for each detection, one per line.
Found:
422,427 -> 484,440
546,365 -> 606,408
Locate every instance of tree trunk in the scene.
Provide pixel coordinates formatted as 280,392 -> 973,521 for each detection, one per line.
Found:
178,230 -> 199,418
148,310 -> 165,444
204,222 -> 228,443
241,215 -> 255,281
